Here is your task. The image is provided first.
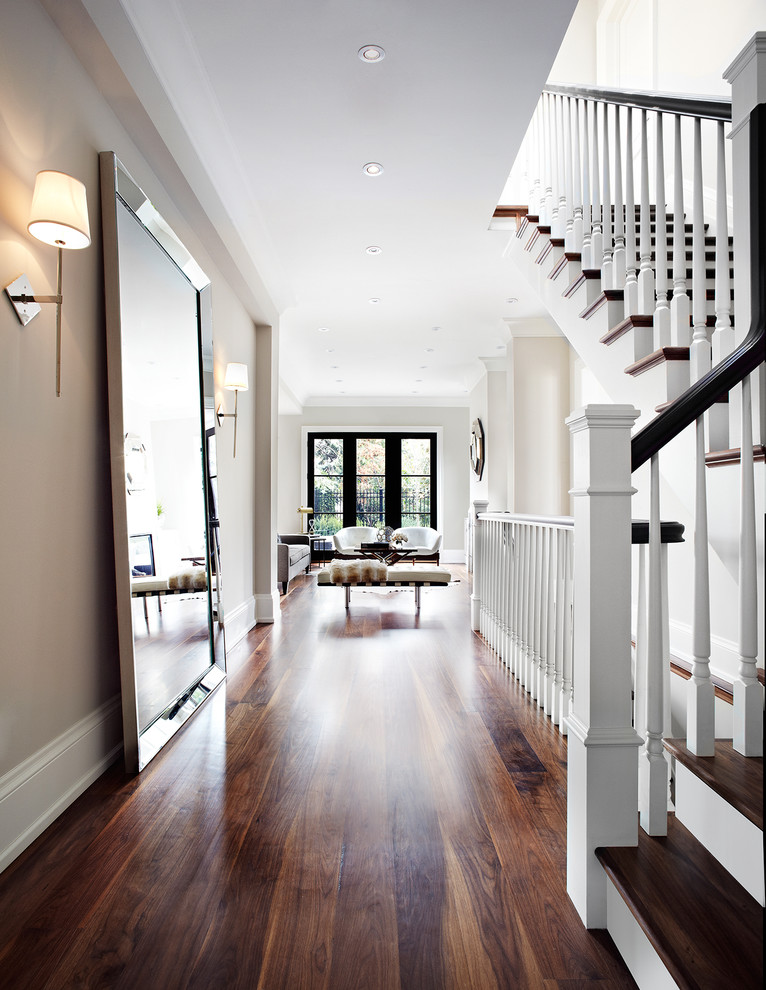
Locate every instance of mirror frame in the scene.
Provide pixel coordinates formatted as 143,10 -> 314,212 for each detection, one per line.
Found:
100,151 -> 225,772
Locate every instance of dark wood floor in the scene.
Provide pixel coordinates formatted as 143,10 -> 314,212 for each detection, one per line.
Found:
0,567 -> 636,989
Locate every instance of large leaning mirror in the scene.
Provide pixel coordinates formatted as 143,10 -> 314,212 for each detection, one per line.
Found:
100,152 -> 225,772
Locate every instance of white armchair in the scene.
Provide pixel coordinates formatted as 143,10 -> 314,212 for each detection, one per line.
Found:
395,526 -> 442,564
332,526 -> 379,555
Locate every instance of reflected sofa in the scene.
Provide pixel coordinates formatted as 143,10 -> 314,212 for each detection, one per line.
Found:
277,534 -> 311,594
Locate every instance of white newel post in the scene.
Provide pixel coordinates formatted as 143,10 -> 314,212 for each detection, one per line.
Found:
565,405 -> 642,929
470,500 -> 489,631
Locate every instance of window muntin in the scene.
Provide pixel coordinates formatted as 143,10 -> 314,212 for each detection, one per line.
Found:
401,438 -> 431,527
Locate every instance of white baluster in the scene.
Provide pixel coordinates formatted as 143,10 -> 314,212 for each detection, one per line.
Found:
572,98 -> 584,255
590,100 -> 603,272
641,455 -> 668,836
471,514 -> 483,632
710,119 -> 733,451
654,112 -> 671,347
564,97 -> 575,251
552,528 -> 564,726
690,117 -> 711,382
545,527 -> 557,716
560,527 -> 573,735
530,106 -> 541,216
582,99 -> 592,268
520,524 -> 530,689
601,101 -> 613,287
613,104 -> 626,289
671,114 -> 691,346
532,526 -> 543,703
624,107 -> 638,315
504,522 -> 513,665
638,109 -> 655,315
545,93 -> 555,228
510,523 -> 519,676
557,95 -> 568,239
734,376 -> 762,756
688,414 -> 715,754
634,543 -> 647,734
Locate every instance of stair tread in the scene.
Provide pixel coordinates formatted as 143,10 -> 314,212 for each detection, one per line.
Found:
597,814 -> 763,990
664,738 -> 763,830
706,444 -> 766,467
626,347 -> 690,376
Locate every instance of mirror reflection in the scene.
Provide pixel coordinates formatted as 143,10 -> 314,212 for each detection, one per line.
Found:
101,153 -> 225,771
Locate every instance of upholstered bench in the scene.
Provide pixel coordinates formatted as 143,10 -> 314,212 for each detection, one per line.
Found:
131,568 -> 211,618
317,561 -> 452,610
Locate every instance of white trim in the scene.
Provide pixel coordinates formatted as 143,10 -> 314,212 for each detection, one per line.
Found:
669,619 -> 740,685
0,696 -> 123,874
255,590 -> 279,623
224,595 -> 256,647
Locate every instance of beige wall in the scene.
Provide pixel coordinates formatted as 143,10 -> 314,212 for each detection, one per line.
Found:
277,405 -> 470,557
510,336 -> 573,515
0,0 -> 262,868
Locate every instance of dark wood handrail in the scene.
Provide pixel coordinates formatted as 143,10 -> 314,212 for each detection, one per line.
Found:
544,83 -> 731,122
631,101 -> 766,472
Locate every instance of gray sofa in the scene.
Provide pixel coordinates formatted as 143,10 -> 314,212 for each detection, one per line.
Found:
277,534 -> 311,594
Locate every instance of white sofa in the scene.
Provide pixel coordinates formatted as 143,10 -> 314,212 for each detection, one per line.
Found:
332,525 -> 441,564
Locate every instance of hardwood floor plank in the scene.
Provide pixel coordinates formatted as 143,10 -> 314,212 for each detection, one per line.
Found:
0,565 -> 636,989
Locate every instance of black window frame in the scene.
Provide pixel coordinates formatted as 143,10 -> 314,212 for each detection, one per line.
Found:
308,431 -> 437,531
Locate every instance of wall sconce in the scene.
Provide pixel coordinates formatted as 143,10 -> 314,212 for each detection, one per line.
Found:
4,170 -> 91,397
216,362 -> 249,457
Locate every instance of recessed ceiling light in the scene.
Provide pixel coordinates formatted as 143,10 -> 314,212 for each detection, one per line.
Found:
326,348 -> 335,353
425,347 -> 434,353
335,379 -> 344,383
318,326 -> 330,333
431,326 -> 441,332
415,379 -> 423,383
358,45 -> 385,62
363,162 -> 384,177
419,365 -> 428,369
330,365 -> 339,369
369,297 -> 381,304
365,245 -> 382,255
506,297 -> 518,304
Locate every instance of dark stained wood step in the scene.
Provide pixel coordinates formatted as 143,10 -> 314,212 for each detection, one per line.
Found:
600,314 -> 653,346
664,738 -> 763,831
597,813 -> 763,990
625,346 -> 689,377
563,268 -> 601,299
705,444 -> 766,467
549,250 -> 581,281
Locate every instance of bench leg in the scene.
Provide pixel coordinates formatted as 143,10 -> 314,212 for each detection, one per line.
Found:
345,586 -> 350,609
415,586 -> 421,610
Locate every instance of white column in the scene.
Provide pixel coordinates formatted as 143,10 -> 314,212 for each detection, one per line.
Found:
565,405 -> 642,928
564,96 -> 575,251
560,526 -> 573,735
671,114 -> 691,346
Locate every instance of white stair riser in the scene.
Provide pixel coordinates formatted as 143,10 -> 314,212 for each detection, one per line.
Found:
675,761 -> 764,905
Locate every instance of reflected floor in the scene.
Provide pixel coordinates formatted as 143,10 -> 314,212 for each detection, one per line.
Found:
132,594 -> 211,731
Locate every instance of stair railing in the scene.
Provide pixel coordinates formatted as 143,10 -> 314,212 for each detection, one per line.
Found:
524,64 -> 763,925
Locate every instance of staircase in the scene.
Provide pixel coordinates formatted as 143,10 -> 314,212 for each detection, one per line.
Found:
488,40 -> 764,990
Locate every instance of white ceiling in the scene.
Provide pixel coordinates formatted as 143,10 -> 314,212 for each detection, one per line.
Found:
73,0 -> 578,409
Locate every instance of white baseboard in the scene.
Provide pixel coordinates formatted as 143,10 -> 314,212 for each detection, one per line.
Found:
224,595 -> 257,647
0,696 -> 123,875
255,590 -> 280,624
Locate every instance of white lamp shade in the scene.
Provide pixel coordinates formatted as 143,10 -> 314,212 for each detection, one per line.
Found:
224,362 -> 249,391
28,170 -> 91,249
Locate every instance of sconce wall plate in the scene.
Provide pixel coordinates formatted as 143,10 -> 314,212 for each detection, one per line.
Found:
5,273 -> 42,326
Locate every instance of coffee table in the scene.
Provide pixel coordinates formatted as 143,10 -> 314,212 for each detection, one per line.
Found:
359,542 -> 416,565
